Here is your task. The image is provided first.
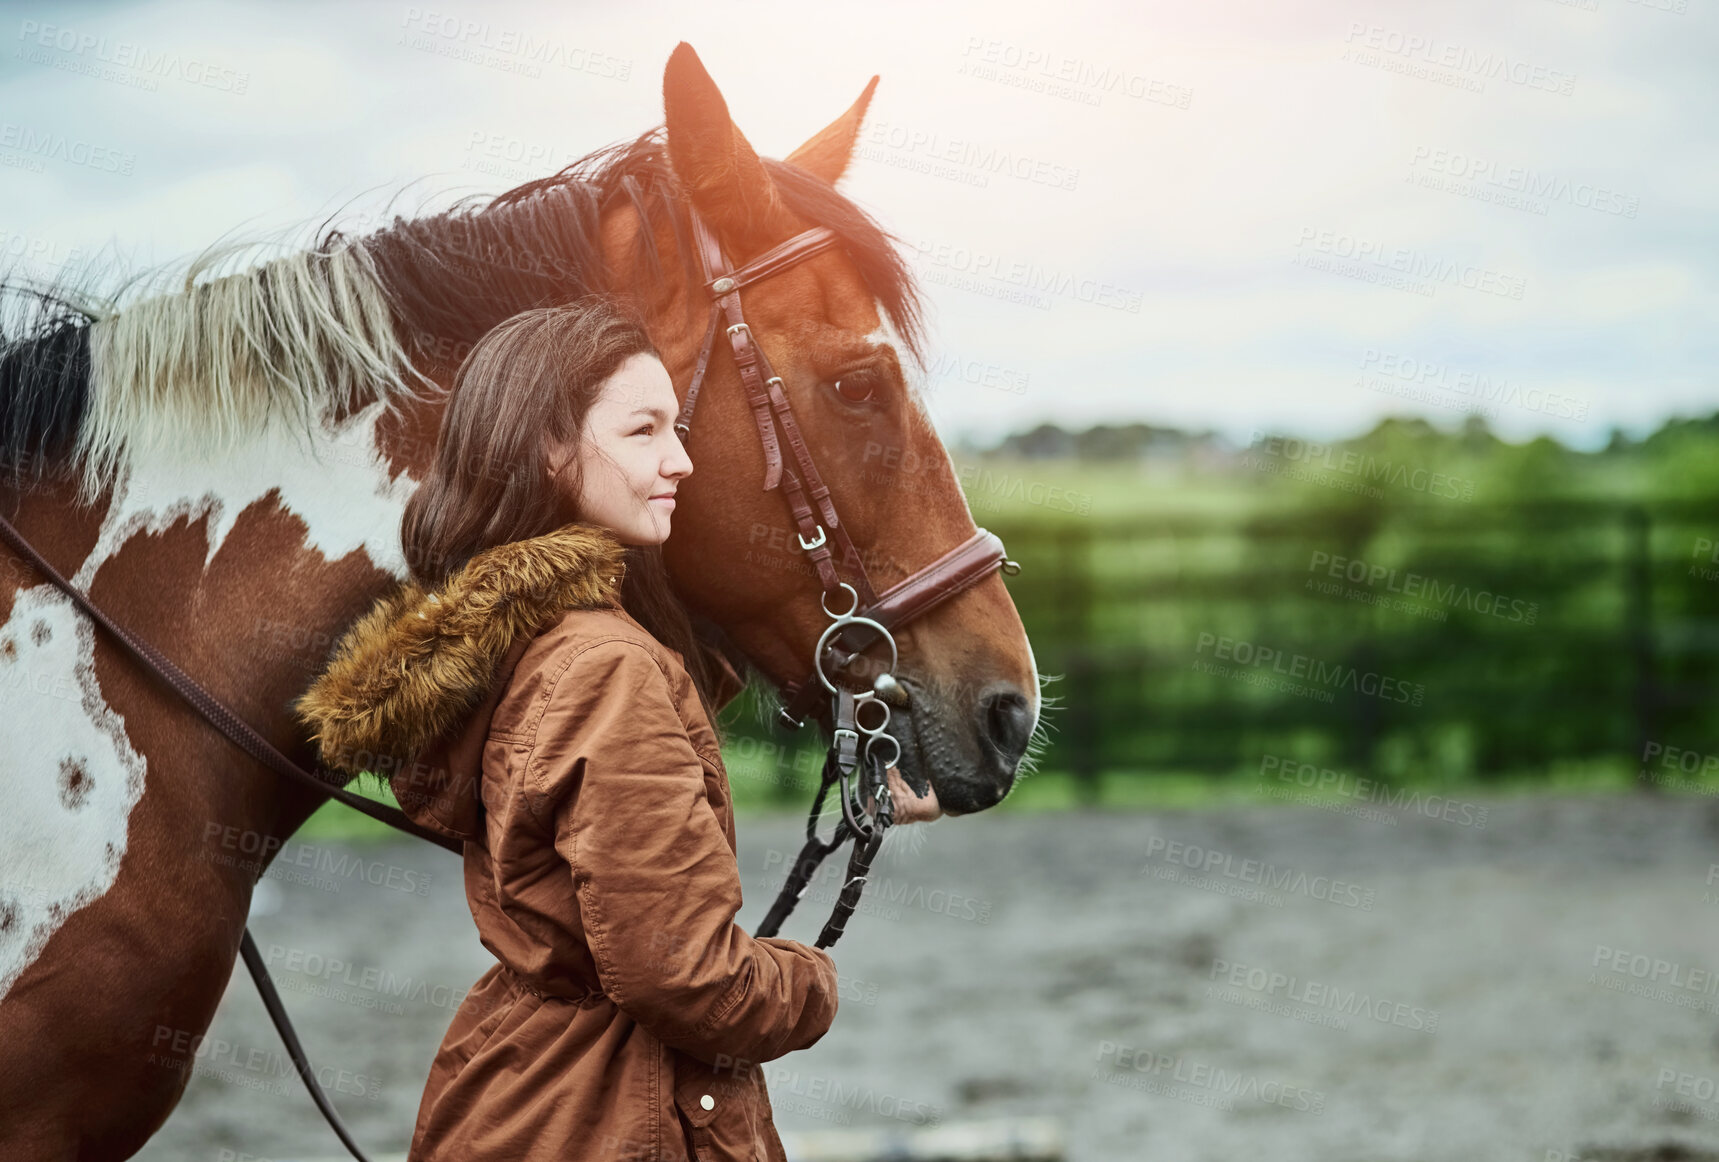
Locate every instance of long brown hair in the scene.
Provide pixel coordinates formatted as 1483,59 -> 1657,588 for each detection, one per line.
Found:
400,296 -> 729,733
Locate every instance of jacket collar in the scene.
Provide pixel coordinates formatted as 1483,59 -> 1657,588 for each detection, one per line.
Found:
294,522 -> 628,786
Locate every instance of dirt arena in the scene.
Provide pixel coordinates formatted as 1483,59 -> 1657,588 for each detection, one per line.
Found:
135,791 -> 1719,1162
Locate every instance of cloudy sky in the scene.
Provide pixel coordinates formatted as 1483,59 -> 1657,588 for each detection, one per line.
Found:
1,0 -> 1712,450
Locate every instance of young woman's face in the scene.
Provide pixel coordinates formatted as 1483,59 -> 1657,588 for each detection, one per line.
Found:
552,352 -> 693,546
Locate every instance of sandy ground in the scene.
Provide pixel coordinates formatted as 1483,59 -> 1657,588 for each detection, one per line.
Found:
131,791 -> 1719,1162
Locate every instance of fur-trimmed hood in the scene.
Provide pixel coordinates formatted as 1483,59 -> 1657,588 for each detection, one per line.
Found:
294,522 -> 628,801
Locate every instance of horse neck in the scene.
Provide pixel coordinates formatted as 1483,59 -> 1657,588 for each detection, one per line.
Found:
4,382 -> 449,828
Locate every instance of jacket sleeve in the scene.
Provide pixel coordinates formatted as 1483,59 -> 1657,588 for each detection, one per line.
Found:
532,638 -> 838,1066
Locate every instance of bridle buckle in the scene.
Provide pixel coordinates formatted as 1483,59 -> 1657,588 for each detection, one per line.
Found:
798,525 -> 828,552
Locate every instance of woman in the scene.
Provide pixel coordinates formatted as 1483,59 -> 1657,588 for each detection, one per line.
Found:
294,298 -> 936,1161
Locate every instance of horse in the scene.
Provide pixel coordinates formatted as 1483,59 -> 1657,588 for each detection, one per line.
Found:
0,41 -> 1042,1159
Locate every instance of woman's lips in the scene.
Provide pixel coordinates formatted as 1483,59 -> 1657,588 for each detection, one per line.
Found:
650,496 -> 675,510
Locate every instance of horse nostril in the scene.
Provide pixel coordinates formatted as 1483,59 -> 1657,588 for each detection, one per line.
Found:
979,685 -> 1033,766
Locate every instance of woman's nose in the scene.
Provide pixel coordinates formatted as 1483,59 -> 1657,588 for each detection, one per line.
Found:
669,445 -> 693,477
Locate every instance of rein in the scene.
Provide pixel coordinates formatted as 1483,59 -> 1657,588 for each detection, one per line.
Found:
0,201 -> 1017,1159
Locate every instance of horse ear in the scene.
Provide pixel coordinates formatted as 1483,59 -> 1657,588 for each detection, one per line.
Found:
784,75 -> 880,187
662,42 -> 798,255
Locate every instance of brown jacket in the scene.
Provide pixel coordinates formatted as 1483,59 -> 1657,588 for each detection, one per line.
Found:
295,522 -> 838,1162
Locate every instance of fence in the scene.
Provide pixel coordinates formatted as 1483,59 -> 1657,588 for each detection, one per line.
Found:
981,500 -> 1719,799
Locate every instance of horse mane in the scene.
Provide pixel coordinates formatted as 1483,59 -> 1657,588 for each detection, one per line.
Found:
0,124 -> 927,507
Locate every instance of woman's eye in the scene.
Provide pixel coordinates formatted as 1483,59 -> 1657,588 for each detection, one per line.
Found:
633,424 -> 653,436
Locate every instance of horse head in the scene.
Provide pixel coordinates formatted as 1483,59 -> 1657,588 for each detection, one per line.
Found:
611,43 -> 1043,816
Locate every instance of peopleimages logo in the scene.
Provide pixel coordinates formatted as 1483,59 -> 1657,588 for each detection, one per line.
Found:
762,1066 -> 942,1125
1307,551 -> 1539,626
264,944 -> 468,1013
956,463 -> 1093,516
1341,23 -> 1577,95
1259,754 -> 1489,828
1359,349 -> 1588,421
1590,944 -> 1719,1013
1407,146 -> 1638,218
861,119 -> 1081,191
1194,632 -> 1427,707
957,36 -> 1193,109
912,239 -> 1144,313
1208,958 -> 1441,1033
0,230 -> 89,274
1140,835 -> 1376,910
1249,431 -> 1477,501
1294,227 -> 1526,300
1636,744 -> 1719,801
398,8 -> 633,79
0,123 -> 135,175
15,19 -> 251,94
926,350 -> 1031,396
1093,1041 -> 1326,1113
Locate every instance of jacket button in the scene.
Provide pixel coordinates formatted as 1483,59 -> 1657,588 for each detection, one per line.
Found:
699,1094 -> 715,1111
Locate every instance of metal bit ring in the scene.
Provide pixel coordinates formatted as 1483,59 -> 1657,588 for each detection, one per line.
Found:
813,615 -> 899,696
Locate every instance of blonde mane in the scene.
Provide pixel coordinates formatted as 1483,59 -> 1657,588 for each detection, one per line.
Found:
72,239 -> 429,505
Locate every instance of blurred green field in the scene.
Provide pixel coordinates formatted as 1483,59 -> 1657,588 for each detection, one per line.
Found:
295,416 -> 1719,843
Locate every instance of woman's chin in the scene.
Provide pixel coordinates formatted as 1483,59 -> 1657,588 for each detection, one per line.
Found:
612,518 -> 671,547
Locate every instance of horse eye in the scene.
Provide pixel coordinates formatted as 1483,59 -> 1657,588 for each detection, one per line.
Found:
834,373 -> 876,403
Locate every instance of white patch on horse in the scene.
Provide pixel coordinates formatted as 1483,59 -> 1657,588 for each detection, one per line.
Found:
865,313 -> 910,376
0,399 -> 416,1003
73,398 -> 416,587
863,311 -> 939,417
0,588 -> 147,997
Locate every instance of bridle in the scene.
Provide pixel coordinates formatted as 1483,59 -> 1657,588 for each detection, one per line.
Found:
0,200 -> 1019,1160
670,203 -> 1018,946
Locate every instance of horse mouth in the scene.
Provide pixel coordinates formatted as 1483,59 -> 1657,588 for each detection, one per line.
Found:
905,713 -> 964,817
890,676 -> 969,818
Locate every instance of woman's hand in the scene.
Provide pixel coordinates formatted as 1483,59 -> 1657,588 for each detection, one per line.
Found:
884,765 -> 943,824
